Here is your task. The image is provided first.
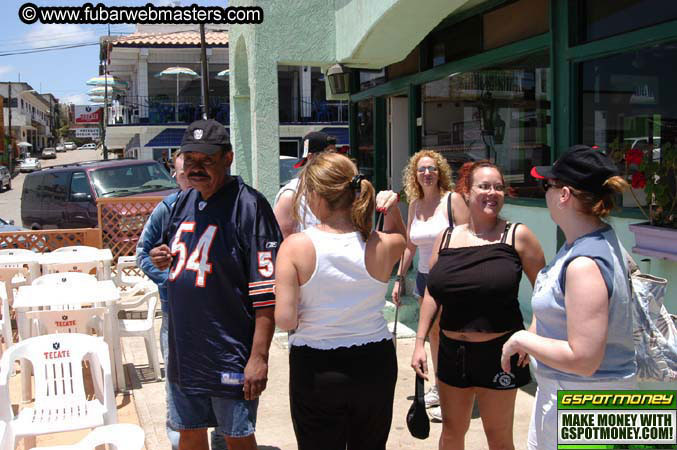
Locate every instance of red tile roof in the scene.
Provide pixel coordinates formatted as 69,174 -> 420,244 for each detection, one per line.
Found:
112,31 -> 228,47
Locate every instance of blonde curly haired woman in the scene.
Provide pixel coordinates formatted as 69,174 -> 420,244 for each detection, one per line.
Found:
394,150 -> 469,419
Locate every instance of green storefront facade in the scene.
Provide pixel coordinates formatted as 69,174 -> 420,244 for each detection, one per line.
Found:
344,0 -> 677,315
228,0 -> 677,317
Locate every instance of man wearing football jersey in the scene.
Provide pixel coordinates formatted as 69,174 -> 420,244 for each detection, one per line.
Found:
150,119 -> 282,450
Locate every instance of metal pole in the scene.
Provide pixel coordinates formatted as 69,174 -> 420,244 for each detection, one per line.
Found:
199,24 -> 210,120
7,81 -> 12,173
102,46 -> 109,160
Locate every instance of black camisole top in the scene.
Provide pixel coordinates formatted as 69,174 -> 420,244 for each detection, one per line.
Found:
427,223 -> 525,332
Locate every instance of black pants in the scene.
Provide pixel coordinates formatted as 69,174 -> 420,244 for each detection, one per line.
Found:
289,339 -> 397,450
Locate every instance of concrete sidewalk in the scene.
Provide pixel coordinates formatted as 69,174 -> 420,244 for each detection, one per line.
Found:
121,319 -> 536,450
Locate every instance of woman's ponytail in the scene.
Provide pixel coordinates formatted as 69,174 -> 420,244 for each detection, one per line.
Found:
350,178 -> 375,240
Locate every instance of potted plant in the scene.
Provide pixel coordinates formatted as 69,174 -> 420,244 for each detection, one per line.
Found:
625,141 -> 677,260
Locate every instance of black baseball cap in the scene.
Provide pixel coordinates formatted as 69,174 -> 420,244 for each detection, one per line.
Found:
294,131 -> 337,168
180,119 -> 231,155
531,145 -> 619,194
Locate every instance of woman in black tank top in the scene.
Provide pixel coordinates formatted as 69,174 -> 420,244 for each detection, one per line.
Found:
411,161 -> 545,450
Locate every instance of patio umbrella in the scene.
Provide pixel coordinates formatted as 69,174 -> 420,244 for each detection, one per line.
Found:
215,69 -> 229,80
85,75 -> 128,88
17,142 -> 32,148
89,96 -> 106,103
87,86 -> 124,96
155,67 -> 200,122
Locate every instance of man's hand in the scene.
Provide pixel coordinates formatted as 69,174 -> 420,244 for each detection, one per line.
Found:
243,354 -> 268,400
150,244 -> 172,270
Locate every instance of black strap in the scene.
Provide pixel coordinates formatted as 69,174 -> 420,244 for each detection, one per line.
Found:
500,222 -> 512,244
447,192 -> 454,228
511,222 -> 521,248
375,211 -> 385,232
415,373 -> 425,405
438,227 -> 453,253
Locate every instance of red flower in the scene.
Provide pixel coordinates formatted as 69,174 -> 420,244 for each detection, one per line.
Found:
625,148 -> 644,166
631,171 -> 647,189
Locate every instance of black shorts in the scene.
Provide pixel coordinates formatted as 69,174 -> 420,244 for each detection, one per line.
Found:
289,339 -> 397,450
437,331 -> 531,390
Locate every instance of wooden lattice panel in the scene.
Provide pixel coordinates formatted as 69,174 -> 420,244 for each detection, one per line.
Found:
0,229 -> 102,252
97,196 -> 164,261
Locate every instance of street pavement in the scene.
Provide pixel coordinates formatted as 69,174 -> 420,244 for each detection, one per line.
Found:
122,319 -> 536,450
0,148 -> 100,227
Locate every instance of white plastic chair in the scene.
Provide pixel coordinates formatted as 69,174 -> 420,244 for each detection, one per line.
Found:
0,249 -> 36,257
32,272 -> 98,288
114,256 -> 146,289
0,287 -> 11,357
43,261 -> 100,277
1,419 -> 15,450
0,265 -> 32,306
26,308 -> 105,337
0,334 -> 118,449
52,246 -> 100,255
29,423 -> 145,450
118,285 -> 161,380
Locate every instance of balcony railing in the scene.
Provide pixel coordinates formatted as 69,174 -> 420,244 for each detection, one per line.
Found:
107,95 -> 229,126
107,96 -> 348,126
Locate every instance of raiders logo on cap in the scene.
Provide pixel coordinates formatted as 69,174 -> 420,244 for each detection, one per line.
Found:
193,129 -> 203,140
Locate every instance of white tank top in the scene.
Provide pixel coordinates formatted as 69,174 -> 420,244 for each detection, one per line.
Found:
273,177 -> 320,232
288,227 -> 393,350
409,194 -> 450,273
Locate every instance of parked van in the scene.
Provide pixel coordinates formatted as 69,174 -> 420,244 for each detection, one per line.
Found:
21,159 -> 178,230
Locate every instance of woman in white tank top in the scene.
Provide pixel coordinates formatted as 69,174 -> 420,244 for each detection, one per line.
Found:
275,152 -> 406,450
394,150 -> 469,416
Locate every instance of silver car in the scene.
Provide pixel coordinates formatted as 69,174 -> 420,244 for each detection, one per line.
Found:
0,166 -> 10,191
19,158 -> 41,173
42,147 -> 57,159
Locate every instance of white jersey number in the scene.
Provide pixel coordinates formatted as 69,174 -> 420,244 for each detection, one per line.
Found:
170,223 -> 218,287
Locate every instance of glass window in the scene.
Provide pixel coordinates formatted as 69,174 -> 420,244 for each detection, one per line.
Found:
424,16 -> 482,69
356,99 -> 375,182
42,172 -> 70,202
69,172 -> 91,201
575,0 -> 677,44
579,41 -> 677,206
483,0 -> 548,50
421,52 -> 551,198
90,163 -> 177,197
359,70 -> 386,91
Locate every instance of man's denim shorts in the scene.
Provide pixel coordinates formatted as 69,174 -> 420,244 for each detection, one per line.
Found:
167,382 -> 259,438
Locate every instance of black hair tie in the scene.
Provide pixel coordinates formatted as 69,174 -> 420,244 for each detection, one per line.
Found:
350,174 -> 365,191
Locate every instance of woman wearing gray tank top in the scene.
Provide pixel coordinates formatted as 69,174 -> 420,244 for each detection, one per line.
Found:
502,146 -> 638,450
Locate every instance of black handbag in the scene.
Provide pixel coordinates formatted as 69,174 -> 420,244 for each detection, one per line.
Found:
406,375 -> 430,439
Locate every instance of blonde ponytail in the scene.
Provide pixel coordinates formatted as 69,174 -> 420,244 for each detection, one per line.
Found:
350,178 -> 375,240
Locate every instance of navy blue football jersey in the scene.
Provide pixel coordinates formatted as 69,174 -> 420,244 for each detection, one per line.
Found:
165,176 -> 282,397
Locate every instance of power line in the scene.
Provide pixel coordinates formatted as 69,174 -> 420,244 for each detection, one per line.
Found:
0,42 -> 100,57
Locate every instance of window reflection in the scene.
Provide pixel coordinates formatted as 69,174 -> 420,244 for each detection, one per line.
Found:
422,52 -> 551,198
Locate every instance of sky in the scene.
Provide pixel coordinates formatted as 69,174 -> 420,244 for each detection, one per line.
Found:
0,0 -> 226,105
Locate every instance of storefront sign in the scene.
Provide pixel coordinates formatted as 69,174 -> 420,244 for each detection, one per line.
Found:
74,128 -> 101,138
74,105 -> 103,124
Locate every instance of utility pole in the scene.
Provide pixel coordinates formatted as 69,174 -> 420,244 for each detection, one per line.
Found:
102,38 -> 109,160
7,81 -> 13,173
199,24 -> 210,120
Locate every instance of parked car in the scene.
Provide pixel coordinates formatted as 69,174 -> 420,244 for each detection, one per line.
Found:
77,143 -> 97,151
41,147 -> 57,159
19,158 -> 41,173
21,159 -> 178,230
279,155 -> 300,188
56,144 -> 65,152
63,142 -> 77,151
0,166 -> 10,191
0,216 -> 24,232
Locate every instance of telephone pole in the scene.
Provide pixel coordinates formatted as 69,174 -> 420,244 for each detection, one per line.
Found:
7,81 -> 13,173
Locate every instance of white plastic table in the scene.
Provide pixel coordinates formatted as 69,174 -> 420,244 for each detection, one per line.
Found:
14,280 -> 126,400
39,249 -> 114,280
0,253 -> 41,284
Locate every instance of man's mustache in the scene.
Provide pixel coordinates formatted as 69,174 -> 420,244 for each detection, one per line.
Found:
188,171 -> 209,178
